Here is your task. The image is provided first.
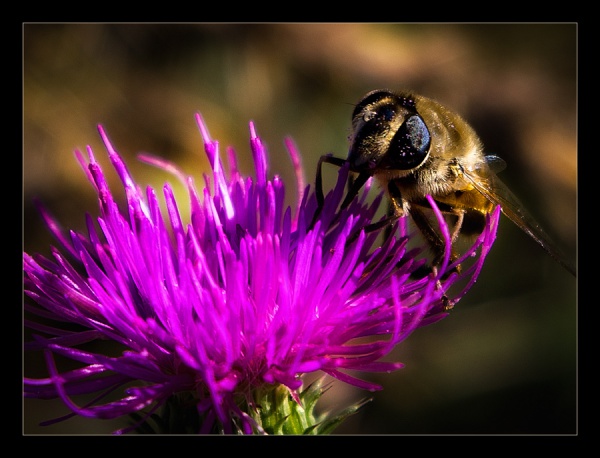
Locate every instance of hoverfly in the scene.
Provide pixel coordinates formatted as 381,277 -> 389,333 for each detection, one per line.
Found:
314,89 -> 575,276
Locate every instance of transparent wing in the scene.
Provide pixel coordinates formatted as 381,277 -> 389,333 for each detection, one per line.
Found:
462,158 -> 575,276
482,154 -> 507,174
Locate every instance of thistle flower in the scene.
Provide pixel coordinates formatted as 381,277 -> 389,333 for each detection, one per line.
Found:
23,113 -> 500,434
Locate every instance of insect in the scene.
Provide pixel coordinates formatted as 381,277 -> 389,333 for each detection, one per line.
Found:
315,89 -> 576,277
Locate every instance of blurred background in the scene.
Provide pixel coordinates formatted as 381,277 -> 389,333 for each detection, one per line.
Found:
23,23 -> 576,435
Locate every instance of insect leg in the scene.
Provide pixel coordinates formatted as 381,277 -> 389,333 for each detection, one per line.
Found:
339,171 -> 371,210
342,181 -> 405,248
312,154 -> 372,230
408,205 -> 462,310
451,209 -> 465,244
311,154 -> 349,229
315,154 -> 348,211
409,204 -> 459,270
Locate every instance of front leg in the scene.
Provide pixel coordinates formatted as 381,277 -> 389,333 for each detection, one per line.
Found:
312,154 -> 373,231
311,154 -> 348,230
315,154 -> 348,212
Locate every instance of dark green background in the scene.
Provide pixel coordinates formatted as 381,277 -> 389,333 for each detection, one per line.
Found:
23,23 -> 576,435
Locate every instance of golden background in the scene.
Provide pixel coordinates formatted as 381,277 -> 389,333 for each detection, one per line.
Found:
23,23 -> 576,434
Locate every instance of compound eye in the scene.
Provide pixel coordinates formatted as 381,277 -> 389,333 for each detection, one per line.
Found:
388,114 -> 431,170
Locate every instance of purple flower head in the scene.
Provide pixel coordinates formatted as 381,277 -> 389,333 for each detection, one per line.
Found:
24,114 -> 500,434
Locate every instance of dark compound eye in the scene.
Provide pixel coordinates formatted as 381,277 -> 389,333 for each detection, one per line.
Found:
385,115 -> 431,170
405,115 -> 430,153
